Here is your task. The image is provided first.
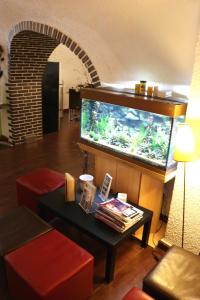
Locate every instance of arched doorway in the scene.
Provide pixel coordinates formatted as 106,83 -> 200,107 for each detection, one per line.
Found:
7,21 -> 101,144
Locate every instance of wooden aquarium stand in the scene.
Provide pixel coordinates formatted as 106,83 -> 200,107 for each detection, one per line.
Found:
78,141 -> 176,246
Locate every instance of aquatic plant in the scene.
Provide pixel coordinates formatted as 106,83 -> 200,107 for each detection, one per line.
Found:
83,99 -> 100,132
93,133 -> 99,142
151,132 -> 168,158
81,110 -> 89,132
118,134 -> 130,148
130,121 -> 169,162
97,116 -> 109,136
89,131 -> 95,138
109,132 -> 130,148
89,131 -> 99,142
131,124 -> 147,152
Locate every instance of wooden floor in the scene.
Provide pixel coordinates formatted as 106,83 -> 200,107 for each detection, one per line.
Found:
0,113 -> 157,300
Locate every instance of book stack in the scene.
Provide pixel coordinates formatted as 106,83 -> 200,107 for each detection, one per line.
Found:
95,198 -> 144,233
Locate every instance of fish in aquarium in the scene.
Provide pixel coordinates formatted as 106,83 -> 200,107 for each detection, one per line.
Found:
81,98 -> 183,169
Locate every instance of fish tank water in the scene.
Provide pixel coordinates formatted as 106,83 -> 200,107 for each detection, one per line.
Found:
80,98 -> 184,170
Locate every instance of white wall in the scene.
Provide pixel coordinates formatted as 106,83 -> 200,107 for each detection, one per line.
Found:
165,162 -> 200,254
0,0 -> 200,136
164,30 -> 200,254
48,44 -> 90,109
0,1 -> 200,89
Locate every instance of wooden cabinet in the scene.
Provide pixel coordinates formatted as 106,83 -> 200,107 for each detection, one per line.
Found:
78,142 -> 175,246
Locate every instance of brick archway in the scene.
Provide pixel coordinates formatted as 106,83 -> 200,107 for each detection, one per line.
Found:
7,21 -> 101,144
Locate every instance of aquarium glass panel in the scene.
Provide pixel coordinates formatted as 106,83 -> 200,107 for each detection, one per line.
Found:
166,115 -> 184,168
81,99 -> 177,169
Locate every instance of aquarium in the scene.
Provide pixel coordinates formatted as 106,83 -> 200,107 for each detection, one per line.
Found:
80,98 -> 185,170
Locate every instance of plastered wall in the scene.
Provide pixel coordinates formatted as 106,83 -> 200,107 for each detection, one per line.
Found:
49,44 -> 90,109
1,1 -> 200,88
0,1 -> 200,142
164,31 -> 200,254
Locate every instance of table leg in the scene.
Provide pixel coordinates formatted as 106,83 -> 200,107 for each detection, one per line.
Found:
105,246 -> 117,283
141,217 -> 152,248
37,202 -> 47,220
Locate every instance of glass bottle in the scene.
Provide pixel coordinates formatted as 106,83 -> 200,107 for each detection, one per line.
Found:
140,81 -> 146,95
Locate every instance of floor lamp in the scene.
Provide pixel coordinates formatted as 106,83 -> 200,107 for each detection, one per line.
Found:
173,123 -> 195,248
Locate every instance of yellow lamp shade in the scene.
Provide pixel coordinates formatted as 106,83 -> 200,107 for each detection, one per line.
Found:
174,123 -> 196,162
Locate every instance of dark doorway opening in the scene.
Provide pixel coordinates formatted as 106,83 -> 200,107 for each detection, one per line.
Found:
42,62 -> 59,134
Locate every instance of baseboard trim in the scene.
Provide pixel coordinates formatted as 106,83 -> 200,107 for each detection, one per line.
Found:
157,238 -> 172,252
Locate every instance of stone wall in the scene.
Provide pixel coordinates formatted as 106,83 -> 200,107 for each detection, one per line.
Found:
8,31 -> 59,144
7,21 -> 100,144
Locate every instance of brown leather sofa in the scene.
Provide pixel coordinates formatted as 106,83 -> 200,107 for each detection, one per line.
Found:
143,245 -> 200,300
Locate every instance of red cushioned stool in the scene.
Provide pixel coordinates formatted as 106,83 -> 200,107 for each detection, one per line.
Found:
5,229 -> 94,300
0,206 -> 52,288
122,287 -> 154,300
16,168 -> 65,212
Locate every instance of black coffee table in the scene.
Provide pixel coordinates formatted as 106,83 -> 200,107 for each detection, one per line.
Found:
38,187 -> 152,283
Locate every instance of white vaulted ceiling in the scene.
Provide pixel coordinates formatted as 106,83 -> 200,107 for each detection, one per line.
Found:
1,0 -> 200,87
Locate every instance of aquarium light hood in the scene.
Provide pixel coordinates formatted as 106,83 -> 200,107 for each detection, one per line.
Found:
80,88 -> 187,118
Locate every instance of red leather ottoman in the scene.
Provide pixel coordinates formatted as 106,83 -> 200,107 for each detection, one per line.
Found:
5,229 -> 94,300
16,168 -> 65,212
0,206 -> 52,288
122,287 -> 154,300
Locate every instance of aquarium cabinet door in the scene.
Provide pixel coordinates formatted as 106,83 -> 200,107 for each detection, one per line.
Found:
95,154 -> 164,245
95,156 -> 141,203
139,173 -> 164,237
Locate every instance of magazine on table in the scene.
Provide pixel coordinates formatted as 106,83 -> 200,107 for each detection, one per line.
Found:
96,214 -> 125,232
95,211 -> 143,233
96,209 -> 143,229
96,209 -> 127,228
95,198 -> 144,233
97,205 -> 138,224
97,198 -> 143,220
